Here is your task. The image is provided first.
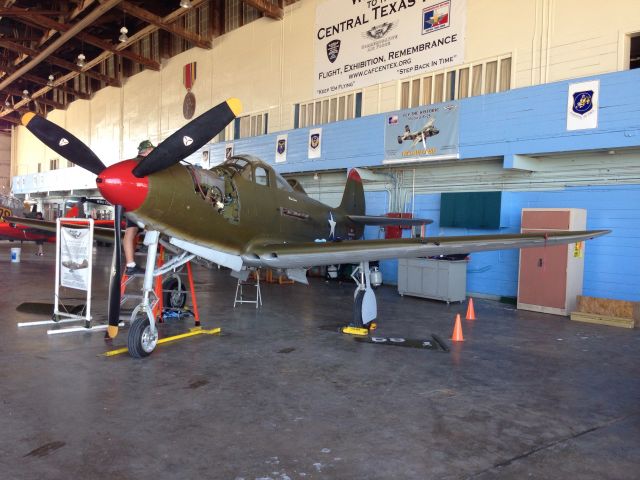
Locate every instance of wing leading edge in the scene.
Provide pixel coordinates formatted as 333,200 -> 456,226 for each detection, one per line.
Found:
242,230 -> 610,269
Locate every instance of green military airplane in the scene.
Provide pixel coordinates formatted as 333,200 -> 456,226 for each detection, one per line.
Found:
17,98 -> 610,358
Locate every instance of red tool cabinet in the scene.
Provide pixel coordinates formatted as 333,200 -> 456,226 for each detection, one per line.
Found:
517,208 -> 587,316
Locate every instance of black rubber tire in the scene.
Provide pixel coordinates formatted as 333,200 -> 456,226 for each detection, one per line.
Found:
352,290 -> 365,328
127,316 -> 154,358
163,277 -> 187,309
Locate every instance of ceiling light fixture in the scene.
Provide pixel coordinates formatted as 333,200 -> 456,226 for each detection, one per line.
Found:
180,0 -> 192,8
22,89 -> 29,100
119,26 -> 129,43
47,74 -> 54,87
77,53 -> 86,67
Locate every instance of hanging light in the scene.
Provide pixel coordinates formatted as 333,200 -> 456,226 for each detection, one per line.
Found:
180,0 -> 192,8
119,26 -> 129,43
77,53 -> 86,67
47,74 -> 54,87
22,89 -> 29,100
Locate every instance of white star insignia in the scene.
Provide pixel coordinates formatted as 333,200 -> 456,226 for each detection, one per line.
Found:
328,211 -> 336,239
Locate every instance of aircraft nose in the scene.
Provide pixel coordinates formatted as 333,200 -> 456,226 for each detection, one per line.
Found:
96,160 -> 149,211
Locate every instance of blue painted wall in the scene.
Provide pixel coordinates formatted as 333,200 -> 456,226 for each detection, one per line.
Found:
427,186 -> 639,302
212,69 -> 640,170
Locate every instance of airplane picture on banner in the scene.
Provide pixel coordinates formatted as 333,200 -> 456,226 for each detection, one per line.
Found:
384,102 -> 459,163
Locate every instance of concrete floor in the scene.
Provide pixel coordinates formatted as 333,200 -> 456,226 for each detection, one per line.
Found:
1,241 -> 639,480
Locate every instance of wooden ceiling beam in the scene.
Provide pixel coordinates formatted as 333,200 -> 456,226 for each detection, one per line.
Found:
0,0 -> 211,119
0,39 -> 120,87
0,8 -> 60,15
0,113 -> 20,125
13,12 -> 160,71
118,1 -> 212,49
21,73 -> 91,100
0,0 -> 123,92
8,0 -> 108,69
0,87 -> 66,109
241,0 -> 283,19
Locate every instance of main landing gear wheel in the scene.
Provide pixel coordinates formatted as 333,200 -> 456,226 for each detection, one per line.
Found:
127,316 -> 158,358
352,290 -> 365,328
163,277 -> 187,309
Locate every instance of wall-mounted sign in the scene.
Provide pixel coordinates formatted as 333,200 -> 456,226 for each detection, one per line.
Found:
383,102 -> 459,163
275,134 -> 288,163
308,128 -> 322,159
314,0 -> 466,97
567,79 -> 599,131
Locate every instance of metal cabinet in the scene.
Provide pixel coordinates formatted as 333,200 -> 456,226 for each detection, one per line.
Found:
398,258 -> 467,303
517,208 -> 586,316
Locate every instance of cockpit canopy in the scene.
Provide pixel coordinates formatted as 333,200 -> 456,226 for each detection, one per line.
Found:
217,154 -> 295,193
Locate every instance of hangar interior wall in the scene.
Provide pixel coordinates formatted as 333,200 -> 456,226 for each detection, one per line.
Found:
12,0 -> 640,175
9,0 -> 640,303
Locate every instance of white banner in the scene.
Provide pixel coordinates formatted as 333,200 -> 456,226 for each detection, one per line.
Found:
201,149 -> 210,169
567,80 -> 599,131
275,134 -> 288,163
60,227 -> 92,291
314,0 -> 466,97
225,143 -> 234,160
308,128 -> 322,159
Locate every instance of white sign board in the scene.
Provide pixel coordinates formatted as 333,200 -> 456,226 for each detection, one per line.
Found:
60,226 -> 92,291
308,128 -> 323,159
314,0 -> 466,97
566,80 -> 599,131
275,134 -> 288,163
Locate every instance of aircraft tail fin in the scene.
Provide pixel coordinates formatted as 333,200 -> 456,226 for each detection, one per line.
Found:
339,169 -> 365,216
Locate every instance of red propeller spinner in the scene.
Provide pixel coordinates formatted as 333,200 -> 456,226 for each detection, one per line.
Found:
96,160 -> 149,212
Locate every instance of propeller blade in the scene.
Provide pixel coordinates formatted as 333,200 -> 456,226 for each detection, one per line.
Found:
132,98 -> 242,178
106,204 -> 123,339
21,112 -> 107,176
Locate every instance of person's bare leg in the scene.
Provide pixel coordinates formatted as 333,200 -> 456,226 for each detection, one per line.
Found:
123,226 -> 138,266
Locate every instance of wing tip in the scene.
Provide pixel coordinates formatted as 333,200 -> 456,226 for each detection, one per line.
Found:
227,98 -> 243,117
21,112 -> 36,126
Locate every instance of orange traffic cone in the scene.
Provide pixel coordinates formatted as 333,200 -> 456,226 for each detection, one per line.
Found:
466,297 -> 476,320
451,314 -> 464,342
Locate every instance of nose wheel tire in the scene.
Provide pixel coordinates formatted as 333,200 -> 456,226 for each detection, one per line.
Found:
127,316 -> 158,358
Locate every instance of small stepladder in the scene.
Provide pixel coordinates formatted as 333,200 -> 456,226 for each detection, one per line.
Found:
120,242 -> 201,327
234,268 -> 262,309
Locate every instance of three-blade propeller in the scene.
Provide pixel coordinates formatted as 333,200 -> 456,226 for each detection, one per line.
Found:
21,98 -> 243,338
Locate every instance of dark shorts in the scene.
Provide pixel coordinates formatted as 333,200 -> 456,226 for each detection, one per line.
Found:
126,218 -> 138,229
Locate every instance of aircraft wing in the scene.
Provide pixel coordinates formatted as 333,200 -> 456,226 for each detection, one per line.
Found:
347,215 -> 433,226
5,216 -> 116,243
245,230 -> 610,269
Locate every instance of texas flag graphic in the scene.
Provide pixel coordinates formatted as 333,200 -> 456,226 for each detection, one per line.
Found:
423,1 -> 451,34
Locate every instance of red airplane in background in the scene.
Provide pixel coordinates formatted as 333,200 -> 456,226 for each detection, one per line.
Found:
0,196 -> 115,243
